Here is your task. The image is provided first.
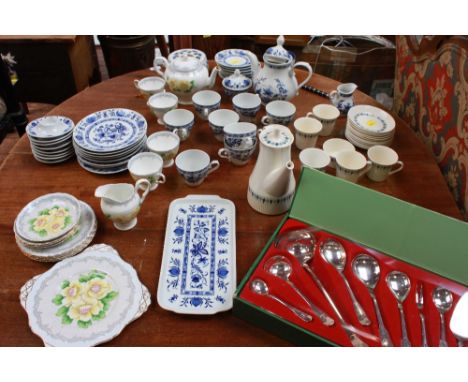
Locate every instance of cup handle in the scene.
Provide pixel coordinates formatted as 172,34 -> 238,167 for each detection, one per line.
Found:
257,127 -> 264,135
261,115 -> 270,126
294,61 -> 313,90
389,161 -> 404,175
306,112 -> 314,118
329,90 -> 338,101
158,173 -> 166,184
218,148 -> 230,159
134,79 -> 140,89
360,161 -> 372,177
207,160 -> 220,175
175,128 -> 188,140
135,179 -> 151,203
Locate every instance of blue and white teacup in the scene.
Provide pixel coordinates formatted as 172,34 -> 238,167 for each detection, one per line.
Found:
218,122 -> 257,166
232,93 -> 261,122
175,149 -> 220,186
208,109 -> 240,142
163,109 -> 195,141
192,90 -> 221,120
261,100 -> 296,126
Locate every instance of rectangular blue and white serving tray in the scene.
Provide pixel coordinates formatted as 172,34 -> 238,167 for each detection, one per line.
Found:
157,195 -> 236,314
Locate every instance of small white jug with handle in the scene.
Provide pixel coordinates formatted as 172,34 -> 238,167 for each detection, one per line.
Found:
95,179 -> 150,231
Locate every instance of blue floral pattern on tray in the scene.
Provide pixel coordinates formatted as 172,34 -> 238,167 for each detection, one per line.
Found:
158,196 -> 236,314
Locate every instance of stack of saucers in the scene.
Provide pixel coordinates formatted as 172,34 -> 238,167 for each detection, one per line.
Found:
345,105 -> 396,149
215,49 -> 253,78
14,192 -> 97,262
26,116 -> 75,164
73,108 -> 147,175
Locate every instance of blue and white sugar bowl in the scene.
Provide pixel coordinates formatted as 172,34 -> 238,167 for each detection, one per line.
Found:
222,69 -> 253,97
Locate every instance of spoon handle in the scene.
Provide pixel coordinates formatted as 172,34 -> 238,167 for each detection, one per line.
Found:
268,294 -> 313,322
398,303 -> 411,347
343,327 -> 369,347
339,272 -> 371,326
370,291 -> 393,347
287,280 -> 335,326
419,312 -> 428,347
457,339 -> 464,347
439,312 -> 448,347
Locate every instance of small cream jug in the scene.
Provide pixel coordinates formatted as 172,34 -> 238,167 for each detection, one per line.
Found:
95,179 -> 150,231
247,124 -> 296,215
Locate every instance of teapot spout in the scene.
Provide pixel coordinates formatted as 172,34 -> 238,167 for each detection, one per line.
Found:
262,161 -> 294,197
208,67 -> 218,88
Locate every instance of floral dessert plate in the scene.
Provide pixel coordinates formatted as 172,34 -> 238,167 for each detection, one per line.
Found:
20,244 -> 149,346
157,195 -> 236,314
73,108 -> 147,153
16,201 -> 97,262
14,193 -> 81,243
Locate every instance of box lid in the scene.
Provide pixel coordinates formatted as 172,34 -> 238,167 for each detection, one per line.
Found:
290,168 -> 468,286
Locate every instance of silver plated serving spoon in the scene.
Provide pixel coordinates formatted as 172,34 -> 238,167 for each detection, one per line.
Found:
432,287 -> 453,347
386,271 -> 411,347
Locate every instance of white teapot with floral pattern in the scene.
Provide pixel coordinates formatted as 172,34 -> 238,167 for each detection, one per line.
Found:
253,35 -> 313,104
154,49 -> 218,105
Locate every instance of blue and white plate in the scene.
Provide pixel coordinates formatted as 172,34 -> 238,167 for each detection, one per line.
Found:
215,49 -> 251,69
73,109 -> 147,153
157,195 -> 236,315
77,157 -> 128,175
26,116 -> 74,139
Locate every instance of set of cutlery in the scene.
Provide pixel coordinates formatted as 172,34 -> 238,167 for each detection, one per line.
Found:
248,225 -> 462,347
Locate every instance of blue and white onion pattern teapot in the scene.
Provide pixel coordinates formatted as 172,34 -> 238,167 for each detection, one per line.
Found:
253,35 -> 313,104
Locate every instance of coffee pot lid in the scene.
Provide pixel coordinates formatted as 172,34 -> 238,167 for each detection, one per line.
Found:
260,124 -> 294,148
264,35 -> 292,64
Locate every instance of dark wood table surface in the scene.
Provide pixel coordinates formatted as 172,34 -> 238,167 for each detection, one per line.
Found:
0,67 -> 462,346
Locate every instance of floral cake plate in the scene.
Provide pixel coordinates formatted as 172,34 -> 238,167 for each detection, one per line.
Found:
157,195 -> 236,314
16,201 -> 97,262
20,244 -> 150,346
14,193 -> 81,243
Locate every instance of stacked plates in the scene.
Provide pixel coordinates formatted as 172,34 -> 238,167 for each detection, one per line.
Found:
215,49 -> 254,78
345,105 -> 396,149
73,108 -> 147,174
14,193 -> 96,262
26,116 -> 75,164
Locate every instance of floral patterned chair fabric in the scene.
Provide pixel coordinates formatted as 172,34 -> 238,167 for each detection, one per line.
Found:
393,36 -> 468,220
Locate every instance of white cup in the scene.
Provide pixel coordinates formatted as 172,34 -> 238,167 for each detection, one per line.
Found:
128,152 -> 166,191
367,145 -> 404,182
322,138 -> 356,168
232,93 -> 262,122
192,90 -> 221,120
147,92 -> 178,125
134,76 -> 166,98
261,100 -> 296,126
208,109 -> 240,142
335,150 -> 371,183
163,109 -> 195,141
299,148 -> 330,172
175,149 -> 220,186
307,104 -> 340,136
146,131 -> 180,167
294,117 -> 323,150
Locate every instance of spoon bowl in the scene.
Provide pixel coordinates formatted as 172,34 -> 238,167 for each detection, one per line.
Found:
250,278 -> 269,295
352,254 -> 380,289
433,287 -> 453,313
275,228 -> 316,264
386,271 -> 411,302
320,239 -> 346,271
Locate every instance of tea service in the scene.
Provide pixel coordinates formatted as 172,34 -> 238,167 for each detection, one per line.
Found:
163,108 -> 195,141
294,117 -> 322,150
134,76 -> 166,98
192,90 -> 221,120
175,149 -> 220,186
147,92 -> 178,125
261,100 -> 296,126
127,152 -> 166,191
208,109 -> 240,142
146,131 -> 180,167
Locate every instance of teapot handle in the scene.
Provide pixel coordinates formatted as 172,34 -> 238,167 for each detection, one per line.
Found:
294,61 -> 313,91
154,57 -> 168,78
135,179 -> 151,204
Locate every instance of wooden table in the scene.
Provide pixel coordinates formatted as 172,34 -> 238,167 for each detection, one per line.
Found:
0,68 -> 462,346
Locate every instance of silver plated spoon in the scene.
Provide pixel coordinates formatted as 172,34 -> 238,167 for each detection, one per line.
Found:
386,271 -> 411,347
265,255 -> 334,326
432,287 -> 453,347
352,254 -> 393,346
250,278 -> 313,322
320,239 -> 371,326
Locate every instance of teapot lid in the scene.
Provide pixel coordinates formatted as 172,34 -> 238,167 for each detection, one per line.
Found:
260,124 -> 294,148
264,35 -> 293,64
171,53 -> 201,72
